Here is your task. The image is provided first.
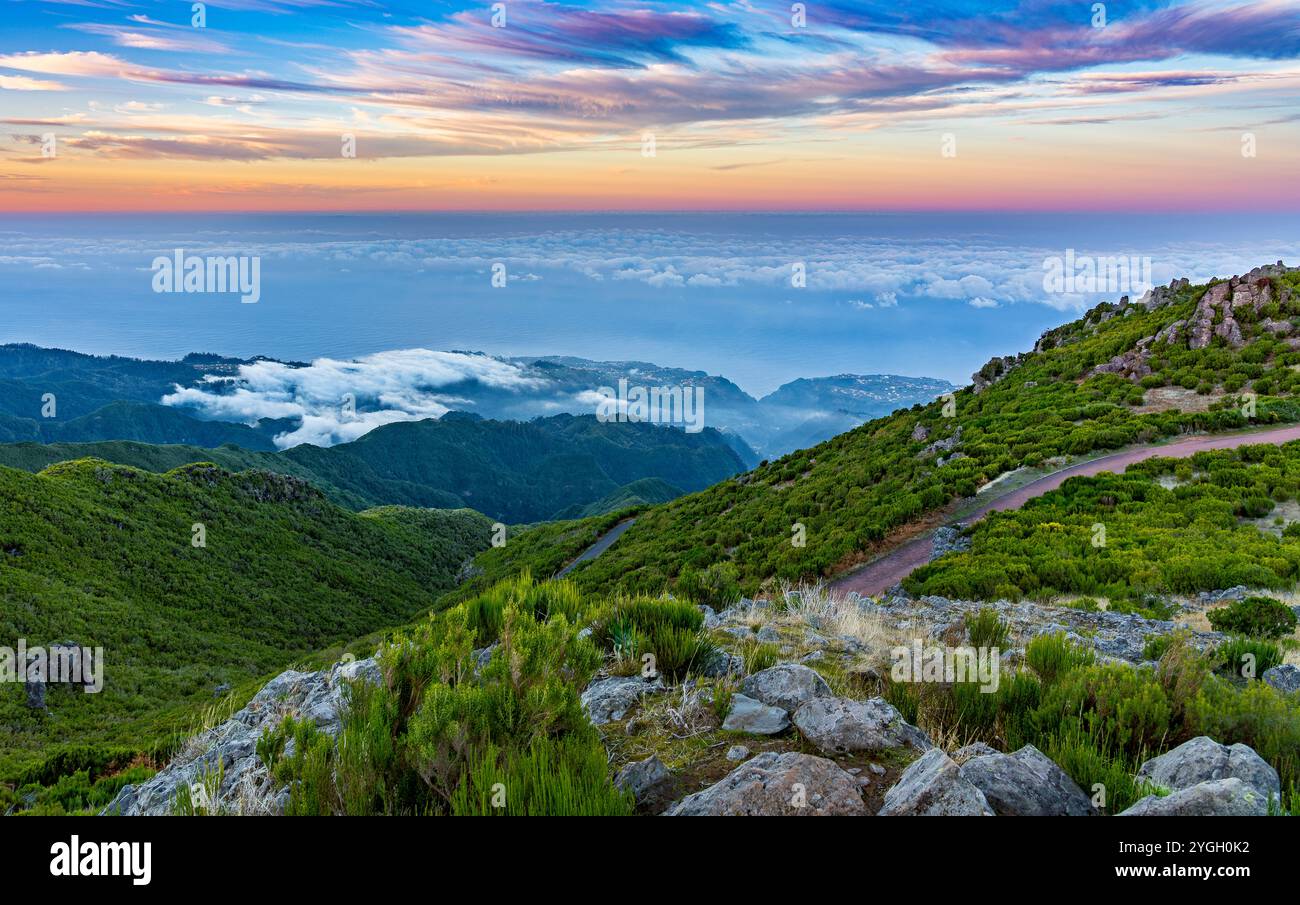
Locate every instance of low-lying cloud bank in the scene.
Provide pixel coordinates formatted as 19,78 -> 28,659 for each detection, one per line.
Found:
162,349 -> 545,448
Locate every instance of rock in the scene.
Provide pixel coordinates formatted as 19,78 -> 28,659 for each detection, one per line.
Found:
755,625 -> 781,643
792,696 -> 932,755
614,755 -> 671,803
664,751 -> 867,816
470,643 -> 497,675
740,663 -> 832,713
24,673 -> 46,711
1119,778 -> 1270,816
911,423 -> 930,442
102,656 -> 382,816
800,650 -> 825,663
581,675 -> 664,725
878,749 -> 994,816
1135,736 -> 1279,802
725,745 -> 750,761
930,526 -> 971,560
698,651 -> 744,678
921,426 -> 962,457
722,693 -> 791,735
971,355 -> 1024,394
1262,663 -> 1300,694
868,762 -> 886,776
958,745 -> 1095,816
699,605 -> 721,629
953,742 -> 998,762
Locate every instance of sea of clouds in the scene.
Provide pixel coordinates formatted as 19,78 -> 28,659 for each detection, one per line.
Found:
163,349 -> 546,448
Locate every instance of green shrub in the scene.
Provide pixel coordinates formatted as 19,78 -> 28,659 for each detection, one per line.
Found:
449,737 -> 634,816
1035,663 -> 1172,761
592,595 -> 715,680
1188,677 -> 1300,795
676,562 -> 742,609
735,637 -> 780,674
1142,634 -> 1174,661
265,576 -> 627,816
1206,596 -> 1298,639
1213,637 -> 1283,678
1042,725 -> 1157,814
1025,632 -> 1095,685
965,608 -> 1012,649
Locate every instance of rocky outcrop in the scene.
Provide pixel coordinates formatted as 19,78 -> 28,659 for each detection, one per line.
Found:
920,426 -> 962,459
958,744 -> 1095,816
792,696 -> 931,755
663,751 -> 867,816
1136,277 -> 1191,311
878,749 -> 994,816
1135,736 -> 1279,802
1263,663 -> 1300,694
581,674 -> 664,725
1119,778 -> 1270,816
722,693 -> 791,735
855,590 -> 1223,664
930,526 -> 971,560
739,663 -> 831,713
103,657 -> 381,816
971,355 -> 1025,395
1086,263 -> 1298,381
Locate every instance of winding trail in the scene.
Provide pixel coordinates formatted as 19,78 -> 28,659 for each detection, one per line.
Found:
556,517 -> 637,577
830,423 -> 1300,598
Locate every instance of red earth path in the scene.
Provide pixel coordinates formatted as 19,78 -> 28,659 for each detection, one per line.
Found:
829,423 -> 1300,598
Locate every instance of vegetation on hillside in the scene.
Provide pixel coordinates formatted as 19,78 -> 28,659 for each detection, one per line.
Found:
905,443 -> 1300,602
0,414 -> 744,523
261,575 -> 721,816
485,272 -> 1300,597
0,459 -> 493,780
885,629 -> 1299,813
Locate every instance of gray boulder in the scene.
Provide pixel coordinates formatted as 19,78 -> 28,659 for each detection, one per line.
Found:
793,696 -> 931,755
1119,778 -> 1270,816
878,749 -> 994,816
103,656 -> 382,816
698,651 -> 744,678
740,663 -> 831,713
580,674 -> 663,725
953,742 -> 998,762
725,745 -> 750,761
722,693 -> 791,735
1263,663 -> 1300,694
614,755 -> 670,803
664,751 -> 866,816
1136,736 -> 1279,802
958,745 -> 1095,816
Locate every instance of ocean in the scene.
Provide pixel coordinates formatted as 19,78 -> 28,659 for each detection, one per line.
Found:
2,211 -> 1298,394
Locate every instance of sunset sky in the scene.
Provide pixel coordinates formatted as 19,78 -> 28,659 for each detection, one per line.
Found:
1,0 -> 1298,212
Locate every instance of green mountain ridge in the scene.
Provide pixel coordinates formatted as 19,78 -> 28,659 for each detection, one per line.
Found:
0,413 -> 746,523
0,457 -> 494,779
